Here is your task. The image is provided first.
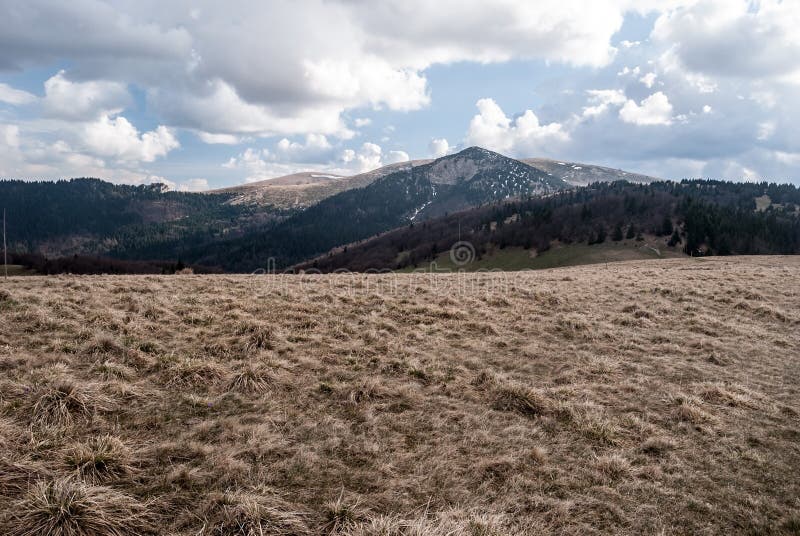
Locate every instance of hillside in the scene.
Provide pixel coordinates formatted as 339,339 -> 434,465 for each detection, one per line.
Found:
300,180 -> 800,273
0,179 -> 270,259
523,158 -> 659,186
210,157 -> 657,211
0,151 -> 664,270
189,147 -> 568,270
213,161 -> 435,210
0,257 -> 798,534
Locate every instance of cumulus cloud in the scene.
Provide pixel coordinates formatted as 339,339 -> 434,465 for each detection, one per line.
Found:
274,134 -> 334,163
0,0 -> 664,144
2,1 -> 800,185
1,124 -> 20,148
619,92 -> 674,126
582,89 -> 627,118
81,115 -> 179,162
341,142 -> 384,172
652,0 -> 800,83
223,139 -> 407,183
429,138 -> 451,158
466,98 -> 569,156
196,132 -> 241,145
0,83 -> 37,105
640,72 -> 657,88
42,70 -> 130,120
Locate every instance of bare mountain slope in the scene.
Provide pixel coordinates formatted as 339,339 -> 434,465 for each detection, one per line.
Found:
524,157 -> 659,186
212,160 -> 432,209
208,155 -> 657,210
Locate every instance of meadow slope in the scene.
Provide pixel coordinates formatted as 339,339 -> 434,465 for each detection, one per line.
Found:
0,257 -> 799,535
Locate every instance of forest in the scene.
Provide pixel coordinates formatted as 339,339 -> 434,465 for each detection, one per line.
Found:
300,180 -> 800,272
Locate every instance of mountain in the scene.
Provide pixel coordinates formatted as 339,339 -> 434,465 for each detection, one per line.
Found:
523,158 -> 659,186
0,148 -> 676,272
296,179 -> 800,273
185,147 -> 568,270
0,179 -> 272,258
210,160 -> 433,210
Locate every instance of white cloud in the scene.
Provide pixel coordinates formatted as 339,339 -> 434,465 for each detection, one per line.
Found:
42,70 -> 130,120
0,83 -> 37,105
429,138 -> 451,157
582,89 -> 627,118
354,118 -> 372,128
702,105 -> 712,114
81,114 -> 179,162
341,142 -> 384,172
466,98 -> 569,156
274,134 -> 334,163
0,127 -> 175,185
1,124 -> 20,148
150,78 -> 353,138
0,0 -> 662,145
757,121 -> 775,141
223,139 -> 406,183
652,0 -> 800,83
619,92 -> 674,126
640,72 -> 657,88
196,132 -> 241,145
385,150 -> 410,165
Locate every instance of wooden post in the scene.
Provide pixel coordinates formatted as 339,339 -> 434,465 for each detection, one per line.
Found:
3,208 -> 7,278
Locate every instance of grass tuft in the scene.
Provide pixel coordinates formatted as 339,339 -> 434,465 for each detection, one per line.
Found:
2,478 -> 151,536
64,435 -> 134,484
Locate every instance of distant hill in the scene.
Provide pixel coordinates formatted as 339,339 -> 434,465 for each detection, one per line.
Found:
0,178 -> 268,259
6,149 -> 793,274
186,147 -> 568,270
211,160 -> 433,210
297,179 -> 800,273
523,158 -> 659,186
209,156 -> 659,212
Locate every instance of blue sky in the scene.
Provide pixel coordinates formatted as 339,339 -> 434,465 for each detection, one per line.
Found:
1,0 -> 800,190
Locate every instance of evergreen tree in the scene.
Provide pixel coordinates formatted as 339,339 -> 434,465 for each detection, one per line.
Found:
667,230 -> 681,247
612,223 -> 624,242
660,215 -> 674,236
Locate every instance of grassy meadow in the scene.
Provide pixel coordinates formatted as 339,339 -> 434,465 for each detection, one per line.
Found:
0,256 -> 798,534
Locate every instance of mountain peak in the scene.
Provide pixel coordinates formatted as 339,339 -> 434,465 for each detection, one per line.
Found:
451,146 -> 504,159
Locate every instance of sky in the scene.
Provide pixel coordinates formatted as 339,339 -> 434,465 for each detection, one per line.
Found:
1,0 -> 800,190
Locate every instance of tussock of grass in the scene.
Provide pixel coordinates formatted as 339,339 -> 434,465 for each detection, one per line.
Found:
640,436 -> 675,457
322,493 -> 365,534
228,362 -> 274,394
198,489 -> 310,536
491,383 -> 553,417
2,478 -> 151,536
235,321 -> 275,351
91,361 -> 135,381
29,380 -> 109,428
164,358 -> 227,388
64,435 -> 133,483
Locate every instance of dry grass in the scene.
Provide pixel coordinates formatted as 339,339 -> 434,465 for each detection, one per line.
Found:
1,256 -> 799,534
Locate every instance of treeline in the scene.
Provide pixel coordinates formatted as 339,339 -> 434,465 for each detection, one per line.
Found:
0,178 -> 279,260
9,252 -> 222,275
300,180 -> 800,272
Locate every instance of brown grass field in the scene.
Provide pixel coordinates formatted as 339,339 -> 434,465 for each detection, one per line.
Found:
1,256 -> 799,535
